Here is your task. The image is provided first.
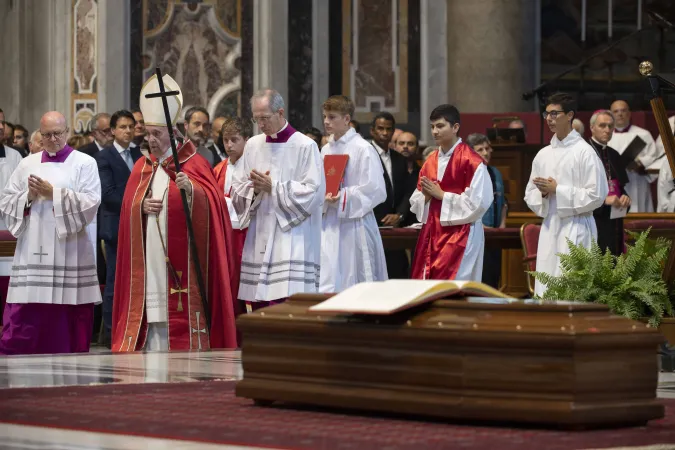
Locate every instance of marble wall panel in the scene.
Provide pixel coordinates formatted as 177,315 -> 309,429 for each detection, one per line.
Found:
72,0 -> 99,133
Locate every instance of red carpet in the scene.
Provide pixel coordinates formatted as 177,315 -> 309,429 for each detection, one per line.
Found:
0,381 -> 674,449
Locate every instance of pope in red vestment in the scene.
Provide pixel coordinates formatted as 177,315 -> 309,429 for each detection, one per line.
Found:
112,74 -> 238,351
409,105 -> 493,281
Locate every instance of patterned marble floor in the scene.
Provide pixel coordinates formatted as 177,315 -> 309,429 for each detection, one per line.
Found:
0,349 -> 673,449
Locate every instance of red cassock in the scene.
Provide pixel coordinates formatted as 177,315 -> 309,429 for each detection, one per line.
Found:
214,159 -> 247,292
410,143 -> 484,280
112,142 -> 239,351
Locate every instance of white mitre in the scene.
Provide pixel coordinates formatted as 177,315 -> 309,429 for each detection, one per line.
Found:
139,73 -> 183,126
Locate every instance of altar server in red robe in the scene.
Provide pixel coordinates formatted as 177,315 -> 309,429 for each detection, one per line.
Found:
213,117 -> 251,286
112,74 -> 238,352
409,104 -> 493,281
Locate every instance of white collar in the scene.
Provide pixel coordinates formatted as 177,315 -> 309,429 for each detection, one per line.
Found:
228,156 -> 241,167
330,127 -> 356,144
270,121 -> 289,139
158,147 -> 172,163
372,141 -> 388,156
113,140 -> 129,154
439,137 -> 462,157
591,137 -> 607,149
95,140 -> 104,150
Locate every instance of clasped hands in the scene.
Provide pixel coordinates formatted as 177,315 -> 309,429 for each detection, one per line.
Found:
420,176 -> 445,202
250,169 -> 272,194
27,175 -> 53,201
605,194 -> 631,208
142,172 -> 192,215
533,177 -> 557,196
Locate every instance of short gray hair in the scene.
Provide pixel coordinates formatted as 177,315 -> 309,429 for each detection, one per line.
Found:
91,112 -> 111,131
465,133 -> 490,149
30,129 -> 41,141
251,89 -> 285,113
590,110 -> 614,128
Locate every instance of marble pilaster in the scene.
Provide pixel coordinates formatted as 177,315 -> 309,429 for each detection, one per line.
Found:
97,0 -> 131,116
253,0 -> 288,106
0,0 -> 71,131
446,0 -> 537,113
420,0 -> 448,144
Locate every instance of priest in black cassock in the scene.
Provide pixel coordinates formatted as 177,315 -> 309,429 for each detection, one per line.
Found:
588,110 -> 631,256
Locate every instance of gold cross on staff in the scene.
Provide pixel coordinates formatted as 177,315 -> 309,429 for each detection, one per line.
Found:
170,271 -> 188,312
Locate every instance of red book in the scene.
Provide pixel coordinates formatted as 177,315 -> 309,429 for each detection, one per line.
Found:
324,154 -> 349,197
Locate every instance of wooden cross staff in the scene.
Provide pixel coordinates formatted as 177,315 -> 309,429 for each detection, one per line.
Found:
145,67 -> 211,332
640,61 -> 675,287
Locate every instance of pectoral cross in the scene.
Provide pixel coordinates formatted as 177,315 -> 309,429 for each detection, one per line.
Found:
33,246 -> 48,263
191,311 -> 207,350
169,271 -> 188,312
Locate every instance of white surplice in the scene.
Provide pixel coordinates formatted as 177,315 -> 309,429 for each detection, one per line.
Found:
0,146 -> 25,231
231,126 -> 325,302
223,157 -> 243,230
524,130 -> 608,297
657,158 -> 675,212
408,138 -> 493,281
0,151 -> 101,305
319,128 -> 388,293
607,124 -> 658,212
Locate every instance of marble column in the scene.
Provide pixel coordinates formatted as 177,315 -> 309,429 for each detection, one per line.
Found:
0,0 -> 71,131
420,0 -> 448,144
445,0 -> 537,113
312,0 -> 330,129
253,0 -> 288,105
97,0 -> 130,115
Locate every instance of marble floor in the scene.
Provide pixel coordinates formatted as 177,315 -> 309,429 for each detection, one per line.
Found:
0,349 -> 673,450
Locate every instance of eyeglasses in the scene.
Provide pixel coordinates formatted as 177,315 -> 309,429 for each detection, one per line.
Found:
41,129 -> 68,140
542,110 -> 566,119
93,127 -> 111,134
251,114 -> 274,124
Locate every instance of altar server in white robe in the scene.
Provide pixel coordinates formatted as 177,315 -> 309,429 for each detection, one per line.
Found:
409,104 -> 493,282
231,89 -> 325,310
607,100 -> 659,212
525,93 -> 608,297
0,111 -> 101,355
319,95 -> 387,293
0,113 -> 24,230
656,116 -> 675,212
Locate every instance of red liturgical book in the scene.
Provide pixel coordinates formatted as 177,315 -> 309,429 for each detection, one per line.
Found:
324,154 -> 349,196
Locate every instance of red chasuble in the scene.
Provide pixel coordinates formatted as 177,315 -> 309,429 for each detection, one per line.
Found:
213,159 -> 247,298
112,141 -> 239,351
410,143 -> 484,280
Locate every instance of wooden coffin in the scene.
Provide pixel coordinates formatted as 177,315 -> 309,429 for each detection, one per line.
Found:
235,294 -> 665,428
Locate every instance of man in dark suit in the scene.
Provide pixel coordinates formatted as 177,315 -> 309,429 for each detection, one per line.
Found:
95,110 -> 142,346
79,112 -> 113,157
370,112 -> 416,278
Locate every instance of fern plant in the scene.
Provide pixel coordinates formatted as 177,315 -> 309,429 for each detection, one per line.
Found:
530,228 -> 674,327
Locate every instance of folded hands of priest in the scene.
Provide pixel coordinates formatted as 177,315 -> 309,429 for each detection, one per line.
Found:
27,175 -> 54,201
250,170 -> 272,194
533,177 -> 557,196
325,193 -> 340,204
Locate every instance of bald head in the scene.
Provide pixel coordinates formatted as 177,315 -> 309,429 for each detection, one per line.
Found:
40,111 -> 69,153
40,111 -> 67,130
610,100 -> 631,129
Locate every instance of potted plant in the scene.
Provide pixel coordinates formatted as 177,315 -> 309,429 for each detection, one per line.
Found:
530,229 -> 674,329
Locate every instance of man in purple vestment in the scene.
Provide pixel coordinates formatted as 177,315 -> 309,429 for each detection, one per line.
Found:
0,111 -> 102,355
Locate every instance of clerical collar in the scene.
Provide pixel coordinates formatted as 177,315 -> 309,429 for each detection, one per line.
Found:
590,137 -> 608,149
113,141 -> 130,154
439,138 -> 462,156
266,121 -> 296,143
614,123 -> 631,133
41,145 -> 74,163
